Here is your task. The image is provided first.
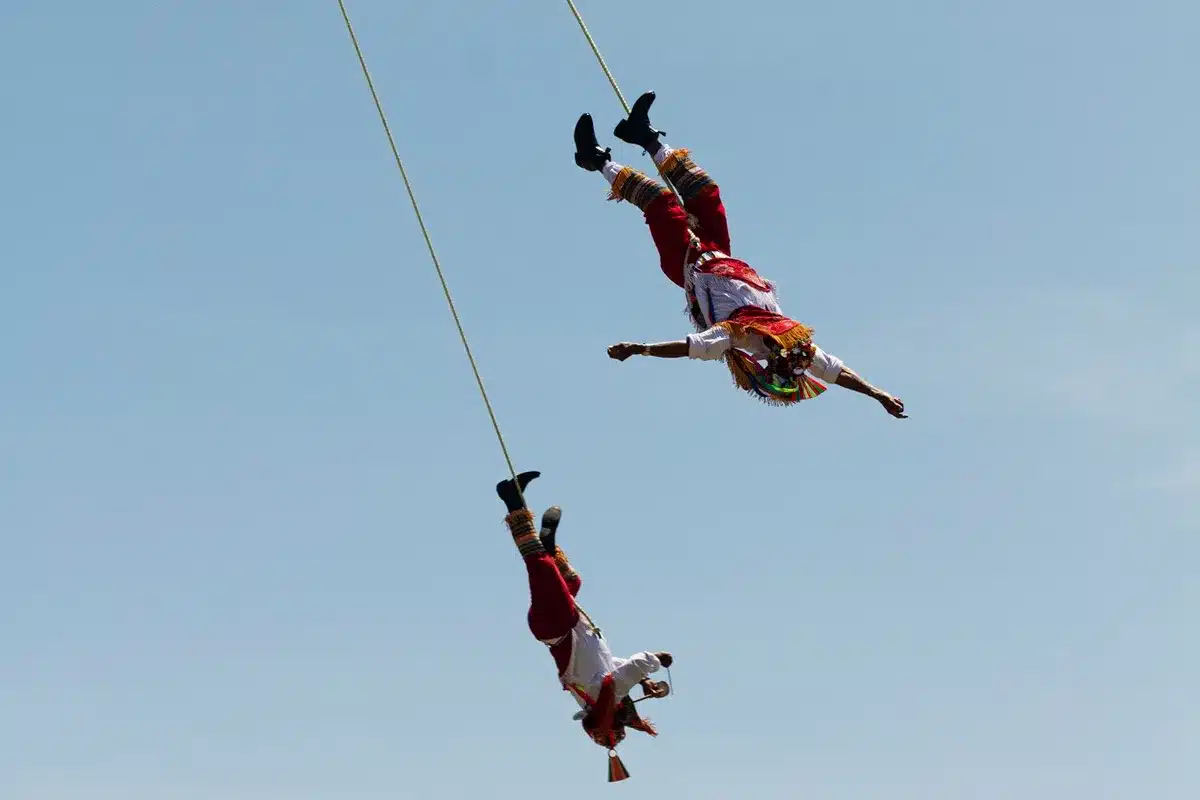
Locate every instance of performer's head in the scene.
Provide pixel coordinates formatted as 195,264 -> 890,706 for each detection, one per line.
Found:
761,350 -> 810,396
767,341 -> 815,377
584,721 -> 627,748
582,695 -> 656,747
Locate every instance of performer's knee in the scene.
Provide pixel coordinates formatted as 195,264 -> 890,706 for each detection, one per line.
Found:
526,553 -> 579,639
644,191 -> 686,221
527,607 -> 578,643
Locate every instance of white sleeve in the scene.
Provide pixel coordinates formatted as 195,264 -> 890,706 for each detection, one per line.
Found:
806,344 -> 844,382
609,652 -> 663,700
686,326 -> 733,360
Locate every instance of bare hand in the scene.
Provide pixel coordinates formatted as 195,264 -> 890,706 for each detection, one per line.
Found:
607,342 -> 644,362
655,651 -> 673,668
640,678 -> 670,698
878,394 -> 907,419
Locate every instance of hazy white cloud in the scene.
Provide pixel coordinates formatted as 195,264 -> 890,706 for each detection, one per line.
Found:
879,286 -> 1199,430
1139,454 -> 1200,494
865,286 -> 1198,502
1008,291 -> 1199,429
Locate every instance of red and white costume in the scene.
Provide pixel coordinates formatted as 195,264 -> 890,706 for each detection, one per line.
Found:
503,507 -> 662,757
604,145 -> 846,397
522,535 -> 663,713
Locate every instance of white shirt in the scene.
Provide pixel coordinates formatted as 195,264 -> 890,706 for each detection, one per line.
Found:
686,325 -> 845,383
688,267 -> 783,328
560,618 -> 662,709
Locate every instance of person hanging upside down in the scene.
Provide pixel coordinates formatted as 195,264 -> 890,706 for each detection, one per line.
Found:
573,91 -> 906,416
497,469 -> 671,782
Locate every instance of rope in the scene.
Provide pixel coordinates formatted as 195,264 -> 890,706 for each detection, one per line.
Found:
336,3 -> 604,637
334,0 -> 639,638
334,0 -> 525,507
565,0 -> 631,115
565,0 -> 685,673
565,0 -> 694,264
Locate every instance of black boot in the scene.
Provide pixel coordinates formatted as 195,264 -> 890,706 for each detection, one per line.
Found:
573,113 -> 612,172
539,505 -> 562,554
613,91 -> 665,154
496,470 -> 541,512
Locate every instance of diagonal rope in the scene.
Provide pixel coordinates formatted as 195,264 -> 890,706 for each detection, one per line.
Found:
565,0 -> 692,258
335,0 -> 525,506
565,0 -> 681,194
336,3 -> 600,646
566,0 -> 631,115
564,0 -> 684,680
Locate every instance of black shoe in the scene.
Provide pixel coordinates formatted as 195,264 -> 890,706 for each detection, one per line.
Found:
496,470 -> 540,512
613,91 -> 665,152
539,505 -> 562,554
573,113 -> 612,172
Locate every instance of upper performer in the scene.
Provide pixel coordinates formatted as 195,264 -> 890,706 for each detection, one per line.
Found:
575,91 -> 906,416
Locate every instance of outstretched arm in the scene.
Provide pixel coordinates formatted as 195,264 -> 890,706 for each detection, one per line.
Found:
609,325 -> 737,363
607,340 -> 689,361
835,366 -> 907,418
610,652 -> 668,700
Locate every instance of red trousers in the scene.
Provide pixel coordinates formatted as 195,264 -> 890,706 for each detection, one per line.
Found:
525,553 -> 581,674
643,183 -> 732,289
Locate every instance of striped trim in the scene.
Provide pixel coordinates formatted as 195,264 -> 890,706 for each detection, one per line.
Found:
505,509 -> 545,557
691,250 -> 730,267
657,148 -> 714,202
514,532 -> 543,557
607,166 -> 672,210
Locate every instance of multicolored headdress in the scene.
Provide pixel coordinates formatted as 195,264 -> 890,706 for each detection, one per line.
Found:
715,307 -> 828,406
726,348 -> 828,405
682,259 -> 827,406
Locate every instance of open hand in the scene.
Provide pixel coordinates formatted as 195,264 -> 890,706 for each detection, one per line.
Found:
878,394 -> 907,419
607,342 -> 644,362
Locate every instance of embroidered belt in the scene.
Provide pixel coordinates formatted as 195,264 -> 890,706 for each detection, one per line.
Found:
690,250 -> 730,268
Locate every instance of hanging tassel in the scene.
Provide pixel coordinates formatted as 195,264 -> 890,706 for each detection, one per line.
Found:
799,375 -> 827,400
607,750 -> 630,782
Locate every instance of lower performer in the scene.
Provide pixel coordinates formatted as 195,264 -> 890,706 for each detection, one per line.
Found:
498,469 -> 671,782
575,91 -> 907,416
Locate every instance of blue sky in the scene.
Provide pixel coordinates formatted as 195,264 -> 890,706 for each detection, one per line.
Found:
2,1 -> 1196,798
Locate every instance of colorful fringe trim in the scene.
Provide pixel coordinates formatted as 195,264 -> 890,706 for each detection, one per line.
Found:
715,318 -> 825,406
657,148 -> 714,203
607,165 -> 673,210
504,509 -> 544,557
716,318 -> 815,353
553,546 -> 580,584
725,350 -> 828,406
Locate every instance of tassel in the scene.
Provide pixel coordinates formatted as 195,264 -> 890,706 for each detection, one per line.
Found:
799,375 -> 827,400
607,750 -> 630,782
